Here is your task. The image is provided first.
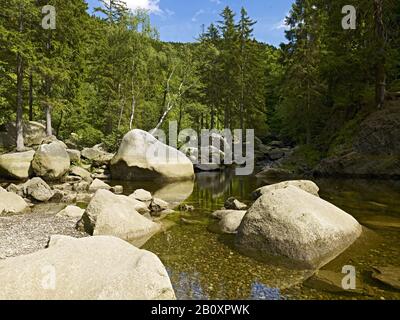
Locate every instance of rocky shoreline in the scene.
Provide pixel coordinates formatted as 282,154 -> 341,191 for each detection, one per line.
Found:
0,124 -> 399,299
0,205 -> 87,260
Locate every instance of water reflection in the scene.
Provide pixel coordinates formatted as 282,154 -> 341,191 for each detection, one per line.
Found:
169,270 -> 209,300
114,179 -> 195,209
196,171 -> 235,198
169,272 -> 283,300
250,282 -> 282,300
143,174 -> 400,300
154,180 -> 194,208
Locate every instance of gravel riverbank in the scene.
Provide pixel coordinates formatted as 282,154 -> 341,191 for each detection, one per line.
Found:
0,203 -> 87,260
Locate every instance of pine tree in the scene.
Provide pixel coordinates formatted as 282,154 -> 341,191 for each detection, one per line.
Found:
218,6 -> 239,129
0,0 -> 39,150
199,23 -> 221,129
95,0 -> 128,24
237,7 -> 256,130
279,0 -> 327,145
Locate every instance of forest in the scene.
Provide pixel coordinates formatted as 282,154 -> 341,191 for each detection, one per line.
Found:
0,0 -> 399,163
1,0 -> 400,302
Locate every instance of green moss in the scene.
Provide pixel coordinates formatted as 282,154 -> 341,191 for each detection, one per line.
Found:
281,144 -> 323,172
389,79 -> 400,92
327,114 -> 364,158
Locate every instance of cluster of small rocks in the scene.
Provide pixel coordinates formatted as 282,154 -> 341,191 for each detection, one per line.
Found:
211,197 -> 248,234
254,137 -> 295,166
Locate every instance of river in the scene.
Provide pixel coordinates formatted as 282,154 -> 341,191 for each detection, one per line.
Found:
115,171 -> 400,300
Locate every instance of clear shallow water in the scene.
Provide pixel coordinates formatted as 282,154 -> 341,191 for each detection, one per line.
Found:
114,173 -> 400,300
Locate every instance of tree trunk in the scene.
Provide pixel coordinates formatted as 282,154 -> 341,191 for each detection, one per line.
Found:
129,95 -> 135,130
224,105 -> 229,129
306,80 -> 311,145
45,33 -> 53,136
152,100 -> 175,134
129,59 -> 136,131
29,70 -> 33,121
117,83 -> 125,129
16,53 -> 25,151
117,97 -> 126,130
45,104 -> 52,136
16,5 -> 25,152
177,100 -> 183,133
374,0 -> 386,109
239,102 -> 244,131
210,105 -> 215,129
240,43 -> 245,131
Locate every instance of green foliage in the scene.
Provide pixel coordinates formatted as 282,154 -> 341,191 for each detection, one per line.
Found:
1,0 -> 398,163
281,144 -> 323,173
75,125 -> 104,148
327,113 -> 367,158
389,80 -> 400,92
269,0 -> 400,159
102,130 -> 125,153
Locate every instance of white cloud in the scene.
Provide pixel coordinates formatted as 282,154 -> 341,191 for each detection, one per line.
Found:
124,0 -> 162,14
271,13 -> 290,31
192,9 -> 205,22
164,8 -> 175,17
210,0 -> 222,4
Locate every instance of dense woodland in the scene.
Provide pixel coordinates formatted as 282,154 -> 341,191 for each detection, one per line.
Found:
0,0 -> 399,165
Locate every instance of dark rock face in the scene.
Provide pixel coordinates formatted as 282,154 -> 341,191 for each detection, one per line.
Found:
267,150 -> 285,161
315,152 -> 400,179
316,105 -> 400,179
353,106 -> 400,155
255,167 -> 296,183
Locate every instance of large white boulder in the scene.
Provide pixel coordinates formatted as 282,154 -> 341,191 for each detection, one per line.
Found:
219,211 -> 247,234
236,185 -> 362,269
252,180 -> 320,199
0,235 -> 176,300
77,190 -> 160,246
0,191 -> 29,215
212,209 -> 245,220
81,144 -> 113,165
88,179 -> 111,192
130,189 -> 152,202
66,149 -> 81,163
22,121 -> 47,146
56,205 -> 85,219
0,121 -> 46,148
183,146 -> 225,172
40,136 -> 68,149
23,177 -> 54,202
127,197 -> 151,215
70,166 -> 92,182
111,130 -> 194,182
0,150 -> 34,180
32,142 -> 70,180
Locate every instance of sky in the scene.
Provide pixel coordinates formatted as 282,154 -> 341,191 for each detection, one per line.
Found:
86,0 -> 295,46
